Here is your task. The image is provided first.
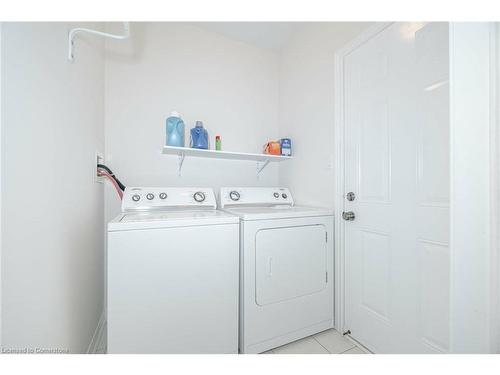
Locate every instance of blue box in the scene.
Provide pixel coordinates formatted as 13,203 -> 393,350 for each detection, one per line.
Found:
280,138 -> 292,156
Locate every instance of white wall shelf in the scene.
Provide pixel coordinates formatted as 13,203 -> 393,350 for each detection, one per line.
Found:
162,145 -> 292,176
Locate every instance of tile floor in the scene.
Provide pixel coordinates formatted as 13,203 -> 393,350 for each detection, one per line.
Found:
264,329 -> 368,354
97,327 -> 367,354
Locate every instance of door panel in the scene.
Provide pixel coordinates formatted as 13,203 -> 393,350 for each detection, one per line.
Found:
360,230 -> 390,320
359,99 -> 390,203
414,22 -> 450,353
418,239 -> 449,352
418,86 -> 449,206
344,22 -> 449,353
255,225 -> 327,306
416,23 -> 450,208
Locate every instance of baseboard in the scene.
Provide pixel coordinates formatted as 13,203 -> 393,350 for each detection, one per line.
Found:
87,311 -> 106,354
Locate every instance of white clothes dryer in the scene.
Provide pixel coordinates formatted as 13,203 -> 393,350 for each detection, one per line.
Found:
219,187 -> 334,353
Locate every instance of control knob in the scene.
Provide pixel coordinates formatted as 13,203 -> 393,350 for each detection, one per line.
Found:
159,192 -> 168,200
146,193 -> 155,200
132,194 -> 141,202
229,191 -> 240,201
193,191 -> 206,203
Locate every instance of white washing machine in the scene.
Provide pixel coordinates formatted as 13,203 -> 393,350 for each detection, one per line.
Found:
219,187 -> 334,353
107,187 -> 239,354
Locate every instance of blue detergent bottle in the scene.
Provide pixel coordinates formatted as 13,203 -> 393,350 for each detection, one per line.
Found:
166,111 -> 185,147
190,121 -> 209,149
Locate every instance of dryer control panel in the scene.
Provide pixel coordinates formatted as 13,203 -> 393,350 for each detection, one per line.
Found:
219,187 -> 294,208
122,187 -> 217,211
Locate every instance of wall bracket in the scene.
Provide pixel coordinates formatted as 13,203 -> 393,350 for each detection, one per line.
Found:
68,22 -> 130,62
256,159 -> 270,177
177,152 -> 186,177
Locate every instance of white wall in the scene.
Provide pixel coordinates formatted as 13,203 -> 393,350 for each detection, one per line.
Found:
278,23 -> 373,208
1,23 -> 105,353
104,23 -> 280,221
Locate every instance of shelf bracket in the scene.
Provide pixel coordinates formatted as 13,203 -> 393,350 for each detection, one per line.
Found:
256,159 -> 270,177
178,152 -> 185,176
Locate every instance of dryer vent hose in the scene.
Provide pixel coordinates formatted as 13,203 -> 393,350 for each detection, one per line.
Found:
97,164 -> 126,191
97,164 -> 126,200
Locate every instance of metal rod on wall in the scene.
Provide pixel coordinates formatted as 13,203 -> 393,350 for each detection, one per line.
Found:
68,22 -> 130,62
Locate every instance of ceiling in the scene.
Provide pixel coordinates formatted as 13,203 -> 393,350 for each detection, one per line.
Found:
194,22 -> 302,51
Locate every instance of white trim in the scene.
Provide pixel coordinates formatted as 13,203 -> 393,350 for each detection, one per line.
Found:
333,22 -> 392,333
86,312 -> 106,354
0,21 -> 3,349
491,22 -> 500,354
449,22 -> 497,353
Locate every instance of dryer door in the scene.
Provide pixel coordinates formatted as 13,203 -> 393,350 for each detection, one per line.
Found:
255,224 -> 327,306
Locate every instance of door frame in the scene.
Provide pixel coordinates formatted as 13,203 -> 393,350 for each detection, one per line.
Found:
334,21 -> 500,353
0,21 -> 3,348
333,22 -> 393,333
495,21 -> 500,355
491,21 -> 500,355
448,22 -> 500,354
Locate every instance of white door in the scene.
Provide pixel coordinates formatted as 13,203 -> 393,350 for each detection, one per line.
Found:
344,22 -> 450,353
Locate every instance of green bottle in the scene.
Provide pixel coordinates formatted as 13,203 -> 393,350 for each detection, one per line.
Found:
215,135 -> 221,151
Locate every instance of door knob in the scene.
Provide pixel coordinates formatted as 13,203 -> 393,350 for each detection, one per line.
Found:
342,211 -> 355,221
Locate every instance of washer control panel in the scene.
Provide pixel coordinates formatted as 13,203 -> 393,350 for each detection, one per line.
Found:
122,187 -> 216,211
219,187 -> 294,208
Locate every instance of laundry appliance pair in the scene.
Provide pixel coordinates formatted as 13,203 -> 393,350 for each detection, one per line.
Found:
107,187 -> 334,354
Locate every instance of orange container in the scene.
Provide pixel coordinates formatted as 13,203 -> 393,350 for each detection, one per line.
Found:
263,141 -> 281,155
